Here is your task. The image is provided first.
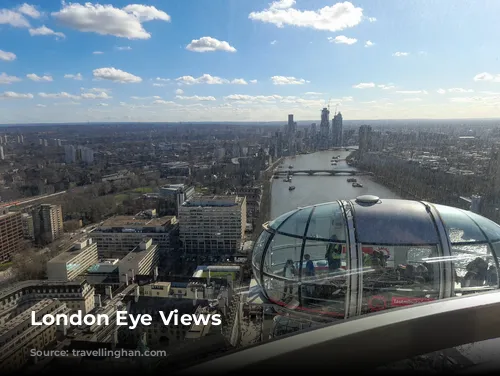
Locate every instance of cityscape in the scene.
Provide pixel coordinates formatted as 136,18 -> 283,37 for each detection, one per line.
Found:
0,106 -> 500,372
2,0 -> 500,373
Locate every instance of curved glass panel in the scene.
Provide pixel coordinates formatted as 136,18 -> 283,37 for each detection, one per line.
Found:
434,204 -> 486,244
360,244 -> 440,315
252,230 -> 272,282
464,211 -> 500,242
450,243 -> 498,295
277,206 -> 313,237
305,202 -> 346,241
264,233 -> 302,277
268,209 -> 298,231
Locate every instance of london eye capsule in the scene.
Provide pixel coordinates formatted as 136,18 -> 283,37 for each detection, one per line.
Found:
252,196 -> 500,323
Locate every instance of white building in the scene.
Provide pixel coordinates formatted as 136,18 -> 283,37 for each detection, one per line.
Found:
0,146 -> 4,160
118,238 -> 159,283
47,238 -> 99,281
159,184 -> 195,214
179,195 -> 247,255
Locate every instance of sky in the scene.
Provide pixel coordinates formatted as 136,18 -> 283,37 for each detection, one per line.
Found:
1,0 -> 500,124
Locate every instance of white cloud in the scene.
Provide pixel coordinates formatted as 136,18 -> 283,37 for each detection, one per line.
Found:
29,25 -> 65,38
153,83 -> 166,87
17,4 -> 41,19
81,92 -> 111,99
27,74 -> 53,82
64,73 -> 83,81
448,88 -> 474,93
176,74 -> 229,85
175,89 -> 184,95
473,72 -> 500,82
403,98 -> 422,102
0,9 -> 30,28
353,82 -> 375,89
131,96 -> 161,100
0,91 -> 33,99
271,76 -> 309,85
396,90 -> 428,94
418,51 -> 428,55
186,37 -> 236,53
364,40 -> 374,47
116,46 -> 132,51
176,95 -> 216,101
378,84 -> 395,90
271,40 -> 277,45
93,67 -> 142,83
250,79 -> 258,84
367,17 -> 377,22
93,51 -> 104,55
249,0 -> 364,32
0,50 -> 16,62
38,91 -> 111,100
156,77 -> 170,82
36,104 -> 46,107
97,103 -> 108,106
224,94 -> 284,102
0,73 -> 21,84
328,36 -> 357,45
231,79 -> 248,85
393,52 -> 409,57
436,88 -> 446,94
304,92 -> 323,95
153,100 -> 176,105
52,3 -> 171,40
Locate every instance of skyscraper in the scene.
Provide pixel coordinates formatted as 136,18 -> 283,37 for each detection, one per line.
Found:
64,145 -> 76,163
332,112 -> 343,147
0,146 -> 4,161
359,125 -> 373,154
320,108 -> 330,149
33,204 -> 64,244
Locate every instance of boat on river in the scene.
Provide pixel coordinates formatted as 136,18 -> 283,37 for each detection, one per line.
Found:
289,186 -> 296,191
352,182 -> 363,188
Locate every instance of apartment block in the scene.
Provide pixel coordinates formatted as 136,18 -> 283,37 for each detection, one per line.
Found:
0,211 -> 24,262
47,238 -> 99,281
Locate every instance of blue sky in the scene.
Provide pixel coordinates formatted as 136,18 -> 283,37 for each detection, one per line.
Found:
1,0 -> 500,123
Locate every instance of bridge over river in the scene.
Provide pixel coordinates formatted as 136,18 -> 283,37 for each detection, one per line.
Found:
274,169 -> 373,176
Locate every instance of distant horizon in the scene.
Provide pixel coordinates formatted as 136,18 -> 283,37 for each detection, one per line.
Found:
1,116 -> 500,128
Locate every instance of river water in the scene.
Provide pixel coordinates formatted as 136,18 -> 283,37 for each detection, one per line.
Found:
271,150 -> 400,218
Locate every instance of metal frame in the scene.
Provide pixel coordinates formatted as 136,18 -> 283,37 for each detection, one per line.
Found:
177,290 -> 500,374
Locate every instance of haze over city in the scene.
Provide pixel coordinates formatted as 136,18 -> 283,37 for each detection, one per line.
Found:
1,0 -> 500,124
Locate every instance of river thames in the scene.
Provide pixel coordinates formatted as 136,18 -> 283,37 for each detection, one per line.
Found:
270,150 -> 400,218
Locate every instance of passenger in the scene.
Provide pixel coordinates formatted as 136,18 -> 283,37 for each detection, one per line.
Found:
487,265 -> 498,286
463,257 -> 488,287
282,259 -> 297,300
304,254 -> 315,277
325,236 -> 342,271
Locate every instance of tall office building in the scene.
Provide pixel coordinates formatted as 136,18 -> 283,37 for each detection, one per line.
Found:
286,114 -> 297,155
0,210 -> 24,261
64,145 -> 76,163
359,125 -> 373,154
0,146 -> 4,161
179,195 -> 247,255
33,204 -> 64,244
320,108 -> 330,149
332,112 -> 343,147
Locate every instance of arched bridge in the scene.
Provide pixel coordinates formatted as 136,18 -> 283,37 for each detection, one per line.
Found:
274,169 -> 372,176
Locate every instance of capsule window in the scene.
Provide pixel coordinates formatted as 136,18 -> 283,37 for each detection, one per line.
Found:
360,244 -> 441,315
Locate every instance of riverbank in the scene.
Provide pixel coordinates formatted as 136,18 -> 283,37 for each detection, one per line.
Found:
252,157 -> 284,240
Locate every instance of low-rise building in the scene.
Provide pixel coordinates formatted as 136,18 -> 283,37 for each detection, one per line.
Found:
91,215 -> 178,257
47,238 -> 99,282
118,238 -> 159,283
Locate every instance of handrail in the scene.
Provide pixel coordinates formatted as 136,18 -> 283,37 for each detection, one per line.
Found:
176,290 -> 500,374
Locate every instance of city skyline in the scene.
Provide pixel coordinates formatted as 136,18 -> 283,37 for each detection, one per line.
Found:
1,0 -> 500,123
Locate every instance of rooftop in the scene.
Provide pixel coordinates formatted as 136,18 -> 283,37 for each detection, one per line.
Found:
182,195 -> 244,207
47,238 -> 96,264
0,279 -> 88,301
96,215 -> 176,228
